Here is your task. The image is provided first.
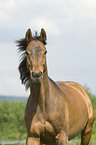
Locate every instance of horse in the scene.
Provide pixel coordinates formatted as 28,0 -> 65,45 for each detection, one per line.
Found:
17,28 -> 95,145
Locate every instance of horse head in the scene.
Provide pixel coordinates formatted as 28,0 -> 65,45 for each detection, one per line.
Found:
17,28 -> 47,88
26,29 -> 47,84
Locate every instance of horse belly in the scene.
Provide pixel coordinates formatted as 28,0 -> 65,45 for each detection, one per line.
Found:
57,82 -> 89,140
68,100 -> 88,140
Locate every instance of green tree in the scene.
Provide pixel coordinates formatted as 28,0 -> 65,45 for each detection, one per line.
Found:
0,100 -> 27,140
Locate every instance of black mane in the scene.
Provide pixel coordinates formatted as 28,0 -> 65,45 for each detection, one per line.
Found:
17,35 -> 47,90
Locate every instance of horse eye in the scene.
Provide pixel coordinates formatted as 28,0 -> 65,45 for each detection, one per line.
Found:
44,51 -> 47,55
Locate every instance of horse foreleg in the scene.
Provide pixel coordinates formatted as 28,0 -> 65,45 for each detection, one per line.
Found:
56,130 -> 68,145
26,137 -> 40,145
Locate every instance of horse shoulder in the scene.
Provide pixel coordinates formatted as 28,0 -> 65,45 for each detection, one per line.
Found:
25,96 -> 45,137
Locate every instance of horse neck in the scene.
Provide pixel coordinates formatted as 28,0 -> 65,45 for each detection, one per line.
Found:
30,69 -> 49,109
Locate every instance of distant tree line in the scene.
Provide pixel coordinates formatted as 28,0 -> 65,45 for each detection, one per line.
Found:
0,88 -> 96,140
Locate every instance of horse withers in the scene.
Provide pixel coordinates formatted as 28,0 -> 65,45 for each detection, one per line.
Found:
17,28 -> 95,145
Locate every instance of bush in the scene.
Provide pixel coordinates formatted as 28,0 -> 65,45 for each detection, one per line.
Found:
0,100 -> 27,140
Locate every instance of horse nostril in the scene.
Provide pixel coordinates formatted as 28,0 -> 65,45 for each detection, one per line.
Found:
32,71 -> 42,77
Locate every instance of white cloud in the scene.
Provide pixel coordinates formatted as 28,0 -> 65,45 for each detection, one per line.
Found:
0,0 -> 96,95
29,18 -> 61,36
0,0 -> 15,23
0,0 -> 15,10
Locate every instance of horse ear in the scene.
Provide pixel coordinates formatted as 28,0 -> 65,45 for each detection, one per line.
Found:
25,29 -> 32,42
40,28 -> 46,41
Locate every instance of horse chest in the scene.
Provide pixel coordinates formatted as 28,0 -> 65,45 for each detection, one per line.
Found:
27,114 -> 56,142
25,104 -> 56,137
25,93 -> 67,139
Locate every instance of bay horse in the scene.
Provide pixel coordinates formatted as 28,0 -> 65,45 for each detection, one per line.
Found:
17,28 -> 95,145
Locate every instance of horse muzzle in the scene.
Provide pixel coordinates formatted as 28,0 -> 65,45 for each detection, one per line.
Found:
31,71 -> 43,83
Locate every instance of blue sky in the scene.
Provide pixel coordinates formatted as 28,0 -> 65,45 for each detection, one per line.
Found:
0,0 -> 96,96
